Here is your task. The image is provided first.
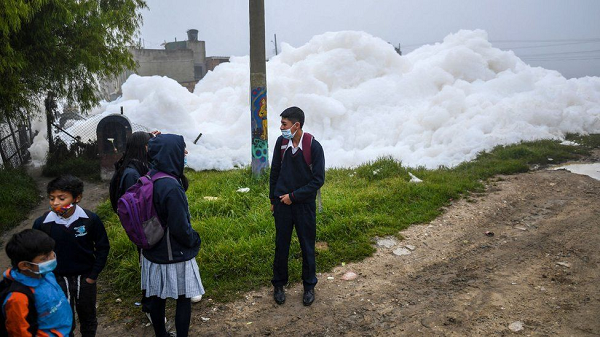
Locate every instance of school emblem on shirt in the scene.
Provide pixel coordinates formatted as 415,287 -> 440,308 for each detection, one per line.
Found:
74,225 -> 87,237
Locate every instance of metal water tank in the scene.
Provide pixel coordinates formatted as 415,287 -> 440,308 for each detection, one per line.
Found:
187,29 -> 199,41
96,114 -> 131,180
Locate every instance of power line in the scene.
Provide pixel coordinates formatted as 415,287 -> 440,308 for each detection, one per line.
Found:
504,40 -> 600,50
520,49 -> 600,57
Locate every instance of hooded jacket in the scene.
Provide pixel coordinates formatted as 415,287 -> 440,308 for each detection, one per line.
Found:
2,268 -> 72,336
142,134 -> 201,264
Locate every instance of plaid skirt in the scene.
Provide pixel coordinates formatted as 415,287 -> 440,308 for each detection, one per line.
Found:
141,255 -> 205,299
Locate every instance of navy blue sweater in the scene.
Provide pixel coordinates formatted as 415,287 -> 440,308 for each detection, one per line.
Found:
120,166 -> 141,196
142,134 -> 201,264
33,209 -> 110,280
269,134 -> 325,204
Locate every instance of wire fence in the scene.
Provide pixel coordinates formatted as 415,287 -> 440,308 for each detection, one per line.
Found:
53,112 -> 149,149
0,118 -> 35,169
0,108 -> 149,171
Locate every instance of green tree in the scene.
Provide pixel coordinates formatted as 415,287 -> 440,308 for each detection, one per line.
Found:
0,0 -> 147,122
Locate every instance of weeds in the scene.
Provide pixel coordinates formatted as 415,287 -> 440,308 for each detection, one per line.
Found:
0,168 -> 38,232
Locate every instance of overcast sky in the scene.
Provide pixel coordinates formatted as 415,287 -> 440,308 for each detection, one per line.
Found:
139,0 -> 600,78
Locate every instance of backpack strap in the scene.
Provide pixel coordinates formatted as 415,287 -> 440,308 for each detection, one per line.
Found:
302,132 -> 313,167
147,171 -> 177,261
0,277 -> 38,335
280,132 -> 313,167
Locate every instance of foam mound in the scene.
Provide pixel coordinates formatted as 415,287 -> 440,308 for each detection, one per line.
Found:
30,30 -> 600,170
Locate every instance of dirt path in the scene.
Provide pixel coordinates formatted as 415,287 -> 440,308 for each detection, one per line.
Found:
0,166 -> 108,271
7,160 -> 600,336
96,157 -> 600,336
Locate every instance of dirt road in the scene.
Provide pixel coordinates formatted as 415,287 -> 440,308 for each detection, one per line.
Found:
96,159 -> 600,336
6,162 -> 599,336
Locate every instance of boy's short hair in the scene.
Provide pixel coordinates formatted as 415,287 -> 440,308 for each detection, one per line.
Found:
280,106 -> 305,127
6,229 -> 55,269
47,174 -> 84,197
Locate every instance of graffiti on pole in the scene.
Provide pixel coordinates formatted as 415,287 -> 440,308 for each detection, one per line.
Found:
251,86 -> 269,170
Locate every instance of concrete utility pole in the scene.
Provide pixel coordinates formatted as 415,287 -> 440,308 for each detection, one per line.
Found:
249,0 -> 268,177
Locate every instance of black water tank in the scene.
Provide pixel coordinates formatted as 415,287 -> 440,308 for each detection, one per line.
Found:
187,29 -> 199,41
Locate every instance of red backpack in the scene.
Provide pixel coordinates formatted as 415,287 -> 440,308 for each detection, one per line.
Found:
280,132 -> 322,211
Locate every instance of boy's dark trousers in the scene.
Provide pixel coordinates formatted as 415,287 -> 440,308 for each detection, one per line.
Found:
272,201 -> 318,290
55,274 -> 98,337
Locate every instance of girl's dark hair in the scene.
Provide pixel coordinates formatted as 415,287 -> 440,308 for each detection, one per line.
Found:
180,174 -> 189,192
47,174 -> 84,197
114,131 -> 153,177
6,229 -> 55,268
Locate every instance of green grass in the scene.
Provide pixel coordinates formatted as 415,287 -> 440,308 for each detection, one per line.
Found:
42,156 -> 101,181
96,135 -> 599,310
0,168 -> 38,232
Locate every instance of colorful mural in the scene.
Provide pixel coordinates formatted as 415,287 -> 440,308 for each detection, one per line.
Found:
251,86 -> 269,173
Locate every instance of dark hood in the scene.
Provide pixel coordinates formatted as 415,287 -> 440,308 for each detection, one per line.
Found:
148,134 -> 186,177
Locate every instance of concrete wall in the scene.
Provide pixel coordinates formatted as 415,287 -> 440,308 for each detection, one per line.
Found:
205,57 -> 230,72
132,49 -> 195,83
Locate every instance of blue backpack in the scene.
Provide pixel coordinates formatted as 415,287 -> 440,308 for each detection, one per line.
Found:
117,172 -> 176,250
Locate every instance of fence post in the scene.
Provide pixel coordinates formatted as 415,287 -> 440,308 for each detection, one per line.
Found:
0,138 -> 9,168
6,118 -> 23,165
45,92 -> 56,153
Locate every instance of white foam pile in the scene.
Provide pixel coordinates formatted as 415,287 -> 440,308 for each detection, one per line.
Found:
29,29 -> 600,170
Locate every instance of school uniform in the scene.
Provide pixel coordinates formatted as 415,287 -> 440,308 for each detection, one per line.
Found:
269,132 -> 325,290
2,268 -> 72,336
32,206 -> 109,337
143,134 -> 204,337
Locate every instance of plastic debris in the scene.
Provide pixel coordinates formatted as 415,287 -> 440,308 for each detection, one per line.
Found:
341,271 -> 358,281
376,237 -> 398,248
508,321 -> 524,332
327,276 -> 335,280
236,187 -> 250,193
409,172 -> 423,183
393,248 -> 411,256
203,196 -> 219,201
201,317 -> 210,322
115,298 -> 122,303
134,302 -> 141,306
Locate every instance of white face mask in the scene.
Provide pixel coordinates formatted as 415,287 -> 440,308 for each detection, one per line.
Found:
281,123 -> 298,140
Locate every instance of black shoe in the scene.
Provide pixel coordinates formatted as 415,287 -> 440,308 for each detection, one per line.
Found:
274,286 -> 285,305
303,289 -> 315,306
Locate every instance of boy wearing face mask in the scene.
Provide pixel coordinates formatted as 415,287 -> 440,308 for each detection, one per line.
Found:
269,107 -> 325,306
2,229 -> 72,336
32,175 -> 110,337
